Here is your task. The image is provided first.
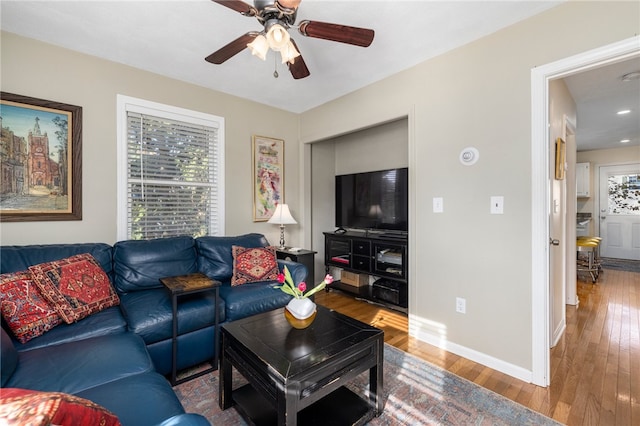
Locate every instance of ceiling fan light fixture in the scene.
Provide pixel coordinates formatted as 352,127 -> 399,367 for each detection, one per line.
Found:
275,0 -> 301,11
266,22 -> 290,51
280,40 -> 300,64
247,34 -> 269,60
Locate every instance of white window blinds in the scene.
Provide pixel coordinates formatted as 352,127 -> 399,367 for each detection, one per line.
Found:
117,96 -> 224,240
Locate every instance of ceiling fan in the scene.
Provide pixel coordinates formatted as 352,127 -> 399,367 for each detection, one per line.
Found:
205,0 -> 375,79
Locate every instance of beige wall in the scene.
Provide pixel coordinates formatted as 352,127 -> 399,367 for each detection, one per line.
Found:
300,1 -> 639,376
0,31 -> 301,246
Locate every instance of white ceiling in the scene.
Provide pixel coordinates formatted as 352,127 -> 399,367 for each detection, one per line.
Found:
563,58 -> 640,152
1,0 -> 638,151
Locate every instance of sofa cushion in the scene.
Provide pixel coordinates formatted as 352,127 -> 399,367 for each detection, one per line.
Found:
219,281 -> 292,322
11,306 -> 127,352
231,245 -> 279,286
146,326 -> 216,376
5,332 -> 154,394
118,287 -> 223,345
0,388 -> 121,426
196,233 -> 270,281
0,243 -> 113,277
75,373 -> 185,426
1,328 -> 18,386
155,414 -> 213,426
28,254 -> 120,324
113,236 -> 197,293
0,270 -> 63,343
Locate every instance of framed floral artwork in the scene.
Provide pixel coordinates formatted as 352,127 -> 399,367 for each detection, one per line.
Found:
0,93 -> 82,221
252,135 -> 284,221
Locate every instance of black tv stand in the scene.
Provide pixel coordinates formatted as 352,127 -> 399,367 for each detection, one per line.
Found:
376,233 -> 407,240
324,232 -> 408,313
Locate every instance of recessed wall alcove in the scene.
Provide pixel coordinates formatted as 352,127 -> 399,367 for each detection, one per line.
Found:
308,118 -> 409,282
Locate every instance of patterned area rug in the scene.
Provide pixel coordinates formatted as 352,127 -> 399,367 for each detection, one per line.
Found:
601,257 -> 640,273
174,344 -> 560,425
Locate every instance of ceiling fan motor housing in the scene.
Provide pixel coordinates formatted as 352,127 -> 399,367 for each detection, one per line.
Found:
254,0 -> 297,26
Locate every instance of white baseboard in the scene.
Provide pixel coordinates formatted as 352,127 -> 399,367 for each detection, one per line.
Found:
408,314 -> 534,384
551,319 -> 566,349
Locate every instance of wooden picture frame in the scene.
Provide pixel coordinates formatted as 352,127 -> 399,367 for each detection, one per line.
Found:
1,93 -> 82,221
252,135 -> 284,221
555,137 -> 566,180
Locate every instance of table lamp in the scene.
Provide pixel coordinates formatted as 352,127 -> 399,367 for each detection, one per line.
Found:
268,204 -> 297,249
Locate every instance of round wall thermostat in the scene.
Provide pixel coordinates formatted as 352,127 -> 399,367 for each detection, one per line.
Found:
459,147 -> 479,166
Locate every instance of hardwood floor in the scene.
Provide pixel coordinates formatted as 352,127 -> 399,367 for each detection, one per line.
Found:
314,266 -> 640,425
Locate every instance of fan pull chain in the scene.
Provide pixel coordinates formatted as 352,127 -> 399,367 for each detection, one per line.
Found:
273,53 -> 279,78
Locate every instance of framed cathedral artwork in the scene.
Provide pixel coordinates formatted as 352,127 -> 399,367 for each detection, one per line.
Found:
0,92 -> 82,222
252,135 -> 284,221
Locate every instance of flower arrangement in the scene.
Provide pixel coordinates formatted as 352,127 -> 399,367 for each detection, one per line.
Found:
276,266 -> 333,299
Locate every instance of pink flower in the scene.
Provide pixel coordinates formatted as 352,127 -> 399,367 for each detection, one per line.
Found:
324,274 -> 334,284
277,273 -> 285,284
297,282 -> 307,293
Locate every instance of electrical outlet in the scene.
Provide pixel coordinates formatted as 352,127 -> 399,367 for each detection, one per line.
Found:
456,297 -> 466,314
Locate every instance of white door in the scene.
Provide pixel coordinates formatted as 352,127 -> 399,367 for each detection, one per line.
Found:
598,163 -> 640,260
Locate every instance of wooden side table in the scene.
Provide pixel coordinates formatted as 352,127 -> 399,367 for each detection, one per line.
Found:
275,248 -> 317,283
160,272 -> 221,385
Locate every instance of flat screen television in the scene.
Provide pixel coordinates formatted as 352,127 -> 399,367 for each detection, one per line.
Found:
335,167 -> 408,233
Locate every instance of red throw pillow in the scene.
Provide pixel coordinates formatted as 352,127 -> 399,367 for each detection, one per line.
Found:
0,271 -> 63,343
231,245 -> 280,286
29,254 -> 120,324
0,388 -> 121,426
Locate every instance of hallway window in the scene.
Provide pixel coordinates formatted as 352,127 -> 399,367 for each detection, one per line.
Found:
608,173 -> 640,215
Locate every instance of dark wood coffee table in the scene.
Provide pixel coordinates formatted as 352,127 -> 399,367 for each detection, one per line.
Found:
219,305 -> 384,425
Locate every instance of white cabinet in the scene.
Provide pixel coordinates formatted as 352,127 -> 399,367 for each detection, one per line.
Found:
576,162 -> 590,198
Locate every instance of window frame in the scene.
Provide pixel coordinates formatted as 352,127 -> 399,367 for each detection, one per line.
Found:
116,95 -> 225,241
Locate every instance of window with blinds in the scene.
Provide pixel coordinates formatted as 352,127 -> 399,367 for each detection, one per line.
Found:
117,96 -> 224,240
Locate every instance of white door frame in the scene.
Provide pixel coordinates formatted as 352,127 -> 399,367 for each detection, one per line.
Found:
530,35 -> 640,386
564,117 -> 578,307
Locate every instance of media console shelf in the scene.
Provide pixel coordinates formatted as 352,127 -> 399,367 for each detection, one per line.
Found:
324,231 -> 408,313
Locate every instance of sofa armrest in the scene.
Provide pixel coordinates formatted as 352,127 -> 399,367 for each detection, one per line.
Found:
277,259 -> 308,285
154,413 -> 211,426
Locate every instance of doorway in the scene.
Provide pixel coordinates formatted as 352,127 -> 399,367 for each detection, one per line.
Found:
531,35 -> 640,386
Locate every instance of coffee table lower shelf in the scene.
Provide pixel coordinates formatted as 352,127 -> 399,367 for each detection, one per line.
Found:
232,384 -> 375,426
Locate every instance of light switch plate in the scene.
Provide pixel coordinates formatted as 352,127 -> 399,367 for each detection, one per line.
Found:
490,196 -> 504,214
433,197 -> 444,213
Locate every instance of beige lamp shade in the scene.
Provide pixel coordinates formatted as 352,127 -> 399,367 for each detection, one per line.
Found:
276,0 -> 301,9
266,24 -> 290,51
280,40 -> 300,64
268,204 -> 297,225
268,204 -> 297,249
247,34 -> 269,60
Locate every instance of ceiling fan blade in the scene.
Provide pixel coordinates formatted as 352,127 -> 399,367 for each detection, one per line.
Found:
288,39 -> 310,79
205,32 -> 258,64
298,20 -> 374,47
211,0 -> 255,16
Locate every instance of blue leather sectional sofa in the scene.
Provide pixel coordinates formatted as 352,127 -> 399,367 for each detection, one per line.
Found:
0,233 -> 307,425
